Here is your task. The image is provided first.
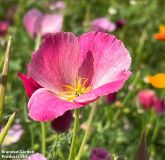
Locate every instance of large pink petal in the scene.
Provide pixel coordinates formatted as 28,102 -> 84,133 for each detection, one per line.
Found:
78,32 -> 131,88
28,88 -> 83,122
28,32 -> 79,94
40,14 -> 63,36
74,71 -> 131,104
23,8 -> 43,37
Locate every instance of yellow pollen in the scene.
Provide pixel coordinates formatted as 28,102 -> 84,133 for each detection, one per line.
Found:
60,77 -> 91,101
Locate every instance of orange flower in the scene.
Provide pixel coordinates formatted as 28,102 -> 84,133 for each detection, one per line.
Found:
154,25 -> 165,41
145,73 -> 165,88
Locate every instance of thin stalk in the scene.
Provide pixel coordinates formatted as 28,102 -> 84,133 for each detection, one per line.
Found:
0,36 -> 12,120
35,34 -> 41,50
113,71 -> 140,122
41,122 -> 46,155
68,109 -> 80,160
133,30 -> 147,69
0,112 -> 16,145
83,5 -> 91,32
160,90 -> 165,99
46,135 -> 57,143
151,118 -> 160,142
76,104 -> 97,160
121,71 -> 140,107
30,125 -> 34,150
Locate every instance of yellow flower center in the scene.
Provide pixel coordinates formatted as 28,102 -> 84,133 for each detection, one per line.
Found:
60,77 -> 91,101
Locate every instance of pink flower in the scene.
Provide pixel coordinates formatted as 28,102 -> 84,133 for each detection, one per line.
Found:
54,1 -> 65,10
40,14 -> 63,36
105,93 -> 117,104
0,21 -> 9,36
138,89 -> 158,110
51,110 -> 73,133
23,9 -> 43,37
18,73 -> 41,98
154,99 -> 165,115
91,18 -> 116,32
116,19 -> 126,29
27,153 -> 47,160
90,147 -> 111,160
23,9 -> 63,37
27,31 -> 131,122
19,71 -> 73,132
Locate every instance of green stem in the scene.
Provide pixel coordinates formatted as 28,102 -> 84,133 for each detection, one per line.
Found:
46,134 -> 57,143
151,118 -> 160,142
76,104 -> 97,160
0,112 -> 16,145
41,122 -> 46,155
113,71 -> 140,122
0,36 -> 12,120
133,30 -> 147,69
68,109 -> 80,160
35,34 -> 41,50
122,71 -> 140,107
30,125 -> 34,150
160,90 -> 165,99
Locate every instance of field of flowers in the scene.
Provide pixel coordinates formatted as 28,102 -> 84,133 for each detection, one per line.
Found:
0,0 -> 165,160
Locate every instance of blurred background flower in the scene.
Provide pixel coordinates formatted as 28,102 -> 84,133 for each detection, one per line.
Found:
105,93 -> 117,104
154,25 -> 165,41
2,122 -> 23,147
0,21 -> 9,36
116,19 -> 126,29
23,8 -> 63,37
154,99 -> 165,115
27,153 -> 47,160
145,73 -> 165,88
23,8 -> 43,37
54,1 -> 65,10
91,18 -> 116,32
90,147 -> 111,160
51,110 -> 73,133
137,89 -> 157,110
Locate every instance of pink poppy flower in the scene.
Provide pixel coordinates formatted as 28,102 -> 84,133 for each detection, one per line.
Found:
105,92 -> 117,104
91,18 -> 116,33
51,110 -> 73,133
116,19 -> 126,29
90,147 -> 111,160
54,1 -> 65,10
154,99 -> 165,115
23,8 -> 43,37
18,73 -> 41,98
27,153 -> 47,160
19,72 -> 73,132
23,9 -> 63,37
27,31 -> 131,122
39,14 -> 63,36
137,89 -> 158,110
0,21 -> 9,36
